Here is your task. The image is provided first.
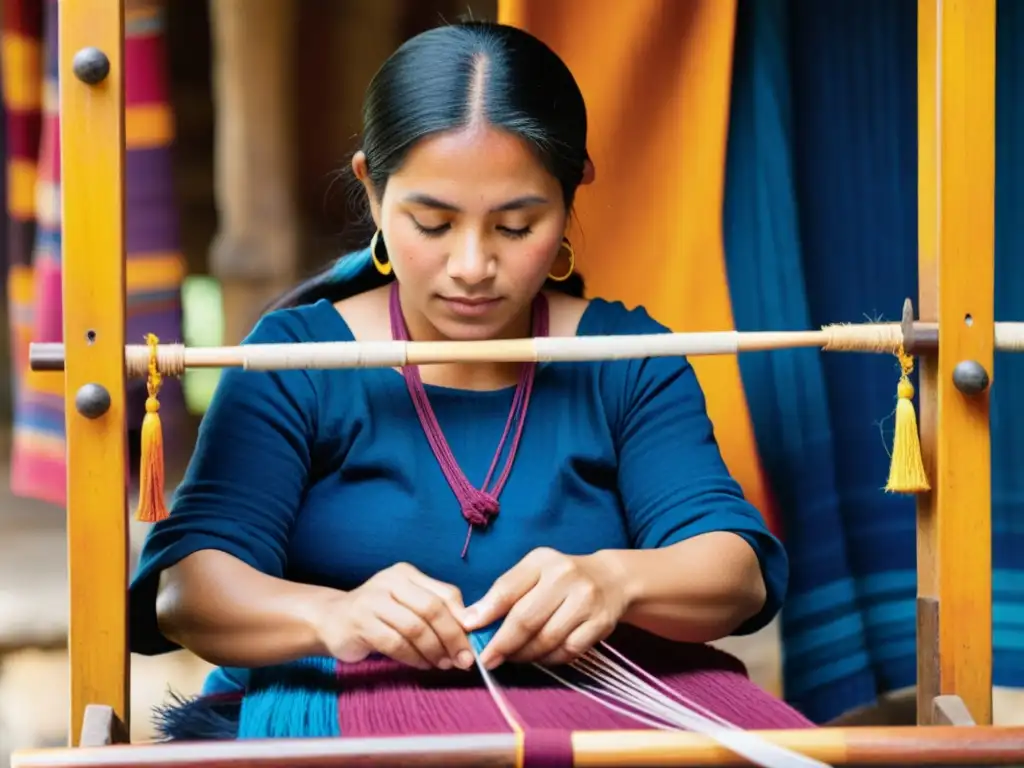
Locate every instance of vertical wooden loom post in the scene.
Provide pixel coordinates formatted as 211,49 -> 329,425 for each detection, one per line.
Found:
916,0 -> 995,725
59,0 -> 130,746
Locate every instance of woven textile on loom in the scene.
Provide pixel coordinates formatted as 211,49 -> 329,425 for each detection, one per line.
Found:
2,0 -> 186,505
153,626 -> 814,753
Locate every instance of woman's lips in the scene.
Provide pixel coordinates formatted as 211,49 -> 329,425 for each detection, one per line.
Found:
440,296 -> 503,318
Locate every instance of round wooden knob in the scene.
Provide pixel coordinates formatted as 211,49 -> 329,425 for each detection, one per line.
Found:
72,47 -> 110,85
952,360 -> 990,396
75,383 -> 111,419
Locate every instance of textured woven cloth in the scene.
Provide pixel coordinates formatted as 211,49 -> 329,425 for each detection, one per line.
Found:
2,0 -> 185,505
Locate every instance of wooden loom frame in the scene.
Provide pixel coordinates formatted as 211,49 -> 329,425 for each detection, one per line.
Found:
10,0 -> 1024,765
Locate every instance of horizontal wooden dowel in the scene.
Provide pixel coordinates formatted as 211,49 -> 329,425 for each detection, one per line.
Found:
14,320 -> 979,377
573,725 -> 1024,765
26,321 -> 1024,377
28,331 -> 824,376
11,726 -> 1024,768
11,734 -> 520,768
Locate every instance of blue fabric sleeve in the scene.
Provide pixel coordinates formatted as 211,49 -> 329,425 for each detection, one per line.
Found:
129,309 -> 321,655
608,305 -> 788,636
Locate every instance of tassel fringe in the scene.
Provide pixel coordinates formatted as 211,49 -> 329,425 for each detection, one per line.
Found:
885,347 -> 930,493
153,691 -> 241,741
135,333 -> 169,522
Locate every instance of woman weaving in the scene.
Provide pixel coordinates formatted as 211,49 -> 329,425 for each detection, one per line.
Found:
129,20 -> 814,745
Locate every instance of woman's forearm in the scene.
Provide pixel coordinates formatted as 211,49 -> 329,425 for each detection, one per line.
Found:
156,549 -> 341,667
589,531 -> 768,644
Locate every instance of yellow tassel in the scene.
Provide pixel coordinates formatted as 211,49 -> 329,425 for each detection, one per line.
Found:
135,333 -> 169,522
885,346 -> 930,493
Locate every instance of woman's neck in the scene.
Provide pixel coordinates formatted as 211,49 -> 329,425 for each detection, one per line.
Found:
397,293 -> 535,392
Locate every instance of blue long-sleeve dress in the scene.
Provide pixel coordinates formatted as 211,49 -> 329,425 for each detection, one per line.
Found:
128,295 -> 812,739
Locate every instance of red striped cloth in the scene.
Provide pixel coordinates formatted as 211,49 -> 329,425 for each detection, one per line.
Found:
2,0 -> 186,505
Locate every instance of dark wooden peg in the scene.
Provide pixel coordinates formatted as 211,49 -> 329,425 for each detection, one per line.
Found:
952,360 -> 990,396
72,47 -> 110,85
75,383 -> 111,419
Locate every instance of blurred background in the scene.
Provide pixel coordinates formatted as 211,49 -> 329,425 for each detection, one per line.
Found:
0,0 -> 1023,760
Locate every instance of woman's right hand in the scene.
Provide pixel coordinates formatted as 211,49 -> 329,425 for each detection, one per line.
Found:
318,562 -> 476,671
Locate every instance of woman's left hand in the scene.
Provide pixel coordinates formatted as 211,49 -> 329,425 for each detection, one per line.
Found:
460,547 -> 630,669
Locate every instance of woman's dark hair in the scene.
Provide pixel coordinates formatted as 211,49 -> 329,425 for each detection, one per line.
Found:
268,20 -> 588,312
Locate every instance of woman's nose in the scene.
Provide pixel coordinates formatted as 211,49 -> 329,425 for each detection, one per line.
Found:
446,235 -> 492,285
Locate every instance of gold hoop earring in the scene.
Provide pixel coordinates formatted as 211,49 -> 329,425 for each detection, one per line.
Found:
548,237 -> 575,282
370,229 -> 392,276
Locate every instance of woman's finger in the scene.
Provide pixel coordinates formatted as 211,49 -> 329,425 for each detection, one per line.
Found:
411,572 -> 467,615
374,598 -> 450,669
362,617 -> 433,670
479,582 -> 565,669
462,557 -> 543,631
507,593 -> 589,663
392,580 -> 475,669
537,618 -> 613,667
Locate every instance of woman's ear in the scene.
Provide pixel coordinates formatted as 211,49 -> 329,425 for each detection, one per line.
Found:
581,158 -> 596,186
352,150 -> 369,184
352,151 -> 382,226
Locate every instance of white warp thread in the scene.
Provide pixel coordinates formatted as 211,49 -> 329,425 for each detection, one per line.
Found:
470,639 -> 833,768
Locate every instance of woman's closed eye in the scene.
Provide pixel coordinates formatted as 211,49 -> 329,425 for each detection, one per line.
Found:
497,225 -> 532,240
410,218 -> 452,237
410,217 -> 533,241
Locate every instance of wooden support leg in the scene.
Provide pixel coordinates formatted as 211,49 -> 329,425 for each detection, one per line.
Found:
58,0 -> 130,748
915,0 -> 995,726
208,0 -> 300,345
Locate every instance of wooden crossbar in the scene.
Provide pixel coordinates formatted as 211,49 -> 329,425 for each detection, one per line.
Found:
12,725 -> 1024,768
18,320 -> 1024,377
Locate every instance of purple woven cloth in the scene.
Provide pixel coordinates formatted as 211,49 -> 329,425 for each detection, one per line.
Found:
152,626 -> 812,768
335,627 -> 814,740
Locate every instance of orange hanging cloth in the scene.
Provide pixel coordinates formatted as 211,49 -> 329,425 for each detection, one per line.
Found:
135,333 -> 169,522
495,0 -> 779,535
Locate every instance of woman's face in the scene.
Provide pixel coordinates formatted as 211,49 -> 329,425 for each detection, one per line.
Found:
354,124 -> 572,341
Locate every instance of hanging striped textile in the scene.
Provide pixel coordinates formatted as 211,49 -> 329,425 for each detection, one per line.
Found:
721,0 -> 880,723
728,0 -> 1024,720
122,0 -> 186,458
991,0 -> 1024,694
2,0 -> 185,505
4,0 -> 61,503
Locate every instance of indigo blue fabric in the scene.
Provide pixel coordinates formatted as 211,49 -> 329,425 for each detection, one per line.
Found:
725,0 -> 1024,721
992,0 -> 1024,691
723,0 -> 878,724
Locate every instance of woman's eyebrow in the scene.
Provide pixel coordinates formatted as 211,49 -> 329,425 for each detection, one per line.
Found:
402,193 -> 549,213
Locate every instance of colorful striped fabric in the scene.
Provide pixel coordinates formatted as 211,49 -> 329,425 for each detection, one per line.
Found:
4,0 -> 61,503
2,0 -> 185,506
122,0 -> 186,451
